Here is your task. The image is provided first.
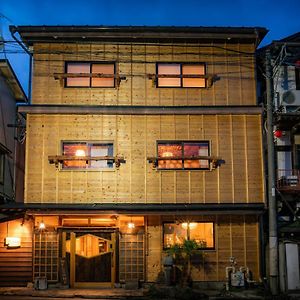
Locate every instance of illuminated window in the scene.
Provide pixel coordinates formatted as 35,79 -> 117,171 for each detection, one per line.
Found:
157,141 -> 209,170
163,222 -> 214,249
62,142 -> 113,169
157,63 -> 206,88
65,62 -> 115,87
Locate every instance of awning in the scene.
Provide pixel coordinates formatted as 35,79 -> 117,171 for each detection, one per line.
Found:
0,203 -> 265,216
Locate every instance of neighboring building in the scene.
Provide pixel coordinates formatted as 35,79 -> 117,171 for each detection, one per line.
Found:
0,59 -> 26,202
0,59 -> 30,286
10,25 -> 267,288
259,32 -> 300,292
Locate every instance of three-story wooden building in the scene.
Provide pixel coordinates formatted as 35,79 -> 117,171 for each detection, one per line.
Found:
13,25 -> 267,288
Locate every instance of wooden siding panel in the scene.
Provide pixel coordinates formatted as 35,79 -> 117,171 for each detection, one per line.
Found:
32,42 -> 257,106
246,116 -> 264,202
203,116 -> 218,203
0,220 -> 33,286
25,114 -> 263,205
232,116 -> 247,202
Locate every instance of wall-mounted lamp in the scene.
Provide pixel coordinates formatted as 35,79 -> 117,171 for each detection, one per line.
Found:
4,237 -> 21,248
39,221 -> 46,230
181,222 -> 197,230
127,222 -> 135,229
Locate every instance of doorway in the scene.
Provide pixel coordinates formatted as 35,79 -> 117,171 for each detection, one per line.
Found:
62,230 -> 116,288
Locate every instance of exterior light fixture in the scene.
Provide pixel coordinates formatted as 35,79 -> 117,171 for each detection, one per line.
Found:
127,222 -> 135,229
181,222 -> 197,229
39,221 -> 46,230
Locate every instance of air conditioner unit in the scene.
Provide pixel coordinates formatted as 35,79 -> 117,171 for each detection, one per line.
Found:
281,90 -> 300,108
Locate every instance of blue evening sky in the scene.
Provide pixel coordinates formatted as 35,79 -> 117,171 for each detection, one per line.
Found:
1,0 -> 300,96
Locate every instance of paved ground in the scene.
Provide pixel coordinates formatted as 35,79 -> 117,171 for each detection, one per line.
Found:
0,287 -> 145,299
0,286 -> 299,299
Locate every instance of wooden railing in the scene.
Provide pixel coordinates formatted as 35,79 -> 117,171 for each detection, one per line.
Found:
277,169 -> 300,191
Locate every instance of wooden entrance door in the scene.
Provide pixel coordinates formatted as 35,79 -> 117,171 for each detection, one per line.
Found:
63,231 -> 116,288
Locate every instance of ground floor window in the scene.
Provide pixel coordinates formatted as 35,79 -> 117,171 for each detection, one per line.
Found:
163,222 -> 214,249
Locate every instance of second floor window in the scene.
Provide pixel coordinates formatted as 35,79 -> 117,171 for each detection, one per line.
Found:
62,141 -> 114,169
65,62 -> 115,87
157,63 -> 206,88
157,141 -> 209,170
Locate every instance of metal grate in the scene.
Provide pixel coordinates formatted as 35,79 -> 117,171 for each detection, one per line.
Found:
119,233 -> 144,282
33,231 -> 59,282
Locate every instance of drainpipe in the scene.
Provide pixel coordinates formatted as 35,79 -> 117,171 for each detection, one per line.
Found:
9,25 -> 32,102
266,48 -> 278,295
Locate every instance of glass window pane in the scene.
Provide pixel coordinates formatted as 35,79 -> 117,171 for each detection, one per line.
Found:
66,63 -> 90,87
183,78 -> 206,87
182,65 -> 205,75
182,64 -> 206,87
163,223 -> 187,248
91,64 -> 115,87
63,143 -> 88,169
158,78 -> 181,87
92,64 -> 114,74
184,142 -> 209,169
189,222 -> 214,248
90,143 -> 113,168
158,64 -> 180,75
157,64 -> 181,87
158,143 -> 183,169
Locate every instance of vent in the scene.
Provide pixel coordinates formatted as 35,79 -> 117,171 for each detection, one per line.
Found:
281,90 -> 300,107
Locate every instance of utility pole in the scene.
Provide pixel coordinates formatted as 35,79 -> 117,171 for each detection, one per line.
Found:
266,48 -> 278,295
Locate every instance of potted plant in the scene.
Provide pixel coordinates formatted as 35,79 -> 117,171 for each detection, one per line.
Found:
167,239 -> 206,286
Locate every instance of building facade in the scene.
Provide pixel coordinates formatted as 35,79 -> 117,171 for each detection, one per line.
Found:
12,26 -> 266,288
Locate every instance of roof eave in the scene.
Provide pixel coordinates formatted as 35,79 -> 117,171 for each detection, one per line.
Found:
11,25 -> 268,47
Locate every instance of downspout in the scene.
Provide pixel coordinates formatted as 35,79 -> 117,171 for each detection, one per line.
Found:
9,25 -> 32,102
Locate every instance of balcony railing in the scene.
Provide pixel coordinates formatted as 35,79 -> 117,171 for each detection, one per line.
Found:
277,169 -> 300,192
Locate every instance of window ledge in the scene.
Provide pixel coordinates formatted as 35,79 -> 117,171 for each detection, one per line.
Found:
147,156 -> 224,170
48,155 -> 126,169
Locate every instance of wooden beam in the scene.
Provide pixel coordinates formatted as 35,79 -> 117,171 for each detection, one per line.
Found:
48,155 -> 126,168
18,105 -> 263,115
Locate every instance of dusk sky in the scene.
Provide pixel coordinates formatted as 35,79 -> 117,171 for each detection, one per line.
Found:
1,0 -> 300,96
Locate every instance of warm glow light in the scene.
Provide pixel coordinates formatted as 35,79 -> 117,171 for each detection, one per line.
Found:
127,222 -> 135,229
181,222 -> 198,229
39,222 -> 46,230
75,149 -> 86,157
162,152 -> 173,157
5,237 -> 21,248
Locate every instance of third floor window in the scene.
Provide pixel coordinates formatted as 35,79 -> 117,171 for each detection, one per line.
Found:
65,62 -> 115,88
156,63 -> 206,88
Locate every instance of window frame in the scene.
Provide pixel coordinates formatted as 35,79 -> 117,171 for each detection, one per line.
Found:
61,140 -> 114,171
156,62 -> 207,88
157,140 -> 210,170
162,221 -> 215,250
64,61 -> 116,88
